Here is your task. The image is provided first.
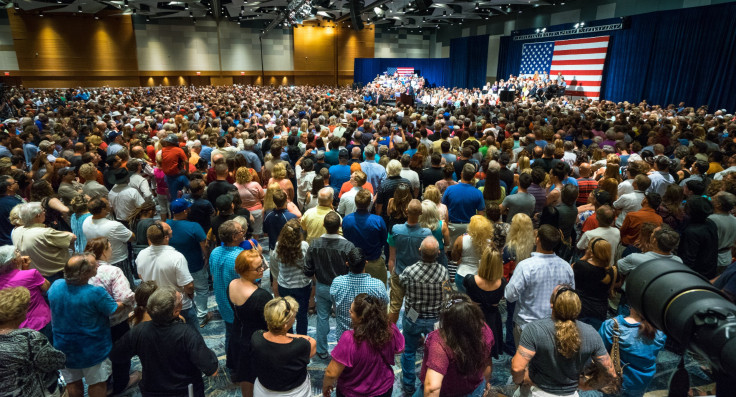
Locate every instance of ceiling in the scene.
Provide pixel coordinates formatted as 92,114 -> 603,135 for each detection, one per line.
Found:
10,0 -> 562,28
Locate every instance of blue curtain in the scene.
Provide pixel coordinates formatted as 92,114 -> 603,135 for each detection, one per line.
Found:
353,58 -> 451,87
450,35 -> 489,88
496,2 -> 736,111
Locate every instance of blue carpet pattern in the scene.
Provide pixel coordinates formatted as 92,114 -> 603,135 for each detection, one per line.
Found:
115,246 -> 714,397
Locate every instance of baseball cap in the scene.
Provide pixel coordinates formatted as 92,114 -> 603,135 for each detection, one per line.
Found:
338,148 -> 349,159
170,198 -> 191,215
593,189 -> 612,206
164,134 -> 179,145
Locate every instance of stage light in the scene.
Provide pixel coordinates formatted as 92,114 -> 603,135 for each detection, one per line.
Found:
580,21 -> 585,26
541,27 -> 546,32
535,28 -> 540,33
573,23 -> 579,28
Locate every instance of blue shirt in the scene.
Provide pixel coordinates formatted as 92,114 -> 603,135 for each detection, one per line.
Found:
330,272 -> 389,338
324,149 -> 340,166
0,195 -> 22,246
263,209 -> 297,250
166,219 -> 207,273
342,210 -> 387,261
442,182 -> 485,223
23,143 -> 39,168
0,145 -> 11,158
200,145 -> 213,165
48,281 -> 118,368
599,315 -> 666,394
209,245 -> 244,324
387,223 -> 431,275
360,160 -> 387,191
70,212 -> 92,253
329,164 -> 351,191
237,150 -> 262,172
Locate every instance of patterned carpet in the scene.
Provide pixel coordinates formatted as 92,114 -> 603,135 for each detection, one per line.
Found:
115,240 -> 715,397
117,274 -> 715,397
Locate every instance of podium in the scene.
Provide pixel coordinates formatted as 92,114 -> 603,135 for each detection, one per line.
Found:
499,90 -> 516,102
399,93 -> 415,107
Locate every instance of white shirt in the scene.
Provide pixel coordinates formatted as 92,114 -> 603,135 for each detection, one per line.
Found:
337,186 -> 373,216
613,190 -> 644,228
617,179 -> 634,197
577,226 -> 621,265
136,245 -> 194,309
714,166 -> 736,180
400,168 -> 420,194
128,173 -> 153,201
108,184 -> 145,221
82,217 -> 132,264
296,166 -> 316,209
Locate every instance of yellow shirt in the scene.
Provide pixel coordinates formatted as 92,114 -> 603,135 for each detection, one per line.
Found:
301,205 -> 341,243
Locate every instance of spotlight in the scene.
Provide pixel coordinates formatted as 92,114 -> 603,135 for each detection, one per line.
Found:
13,2 -> 19,10
190,11 -> 193,17
474,2 -> 479,10
39,11 -> 43,16
146,16 -> 150,22
580,21 -> 585,26
94,15 -> 99,19
573,23 -> 579,28
193,17 -> 196,23
535,28 -> 539,33
185,3 -> 189,9
541,27 -> 546,32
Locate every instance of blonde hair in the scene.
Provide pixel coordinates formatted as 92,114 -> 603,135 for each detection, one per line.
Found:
419,200 -> 440,231
0,286 -> 30,324
587,237 -> 612,267
423,185 -> 441,204
478,247 -> 503,281
517,156 -> 530,171
235,166 -> 252,184
467,215 -> 493,256
272,163 -> 287,180
505,213 -> 534,262
9,204 -> 22,227
263,183 -> 282,212
551,287 -> 582,358
79,163 -> 98,181
264,296 -> 299,334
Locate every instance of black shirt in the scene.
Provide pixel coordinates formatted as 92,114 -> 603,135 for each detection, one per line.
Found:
421,166 -> 444,189
111,320 -> 218,397
207,180 -> 236,208
250,330 -> 311,391
499,167 -> 515,190
188,198 -> 215,234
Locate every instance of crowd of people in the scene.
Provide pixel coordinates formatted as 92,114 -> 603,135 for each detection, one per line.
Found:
0,82 -> 735,397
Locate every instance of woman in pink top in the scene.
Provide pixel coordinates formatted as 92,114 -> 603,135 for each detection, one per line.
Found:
417,294 -> 494,397
322,293 -> 404,397
0,245 -> 51,334
235,167 -> 266,237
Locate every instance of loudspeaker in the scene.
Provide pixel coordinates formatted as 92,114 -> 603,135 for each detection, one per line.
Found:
416,0 -> 432,10
350,0 -> 364,30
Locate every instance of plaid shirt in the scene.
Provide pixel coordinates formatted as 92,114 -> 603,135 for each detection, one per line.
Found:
505,252 -> 575,329
399,260 -> 448,319
330,273 -> 389,339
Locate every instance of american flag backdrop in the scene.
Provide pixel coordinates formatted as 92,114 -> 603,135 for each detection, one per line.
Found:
519,36 -> 610,100
386,67 -> 415,76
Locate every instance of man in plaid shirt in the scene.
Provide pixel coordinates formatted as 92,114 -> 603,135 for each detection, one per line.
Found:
398,236 -> 448,394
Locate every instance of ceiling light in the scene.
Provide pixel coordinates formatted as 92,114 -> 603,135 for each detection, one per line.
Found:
39,11 -> 43,16
56,0 -> 61,3
573,23 -> 579,28
78,6 -> 82,12
146,16 -> 150,21
580,21 -> 585,26
535,28 -> 539,33
190,11 -> 193,17
475,2 -> 479,10
94,15 -> 99,19
13,2 -> 19,9
541,27 -> 546,32
185,3 -> 189,9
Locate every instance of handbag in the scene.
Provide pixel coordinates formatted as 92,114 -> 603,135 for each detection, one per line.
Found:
579,319 -> 624,393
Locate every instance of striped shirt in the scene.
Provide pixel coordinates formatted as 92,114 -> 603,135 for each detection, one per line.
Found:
576,177 -> 598,205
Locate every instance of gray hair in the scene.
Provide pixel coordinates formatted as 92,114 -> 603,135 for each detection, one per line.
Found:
18,202 -> 43,226
419,236 -> 440,262
232,216 -> 249,229
147,287 -> 180,324
386,159 -> 402,177
218,220 -> 242,244
0,245 -> 17,276
364,145 -> 375,157
317,187 -> 334,206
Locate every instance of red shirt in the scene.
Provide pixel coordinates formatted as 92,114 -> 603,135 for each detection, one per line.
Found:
338,181 -> 374,198
161,146 -> 187,176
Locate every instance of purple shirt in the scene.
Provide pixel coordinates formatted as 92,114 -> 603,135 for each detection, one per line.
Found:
0,268 -> 50,330
331,323 -> 405,397
419,324 -> 494,396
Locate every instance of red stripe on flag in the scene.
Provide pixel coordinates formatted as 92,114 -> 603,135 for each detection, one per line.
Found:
551,59 -> 606,66
564,91 -> 601,97
550,70 -> 605,76
558,81 -> 603,88
553,48 -> 609,56
555,36 -> 610,46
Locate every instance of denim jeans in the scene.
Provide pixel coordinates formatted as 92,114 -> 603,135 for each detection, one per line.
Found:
191,268 -> 210,320
504,300 -> 516,356
455,273 -> 466,293
401,314 -> 437,392
180,305 -> 200,330
412,380 -> 486,397
315,282 -> 332,355
165,173 -> 190,201
278,283 -> 312,335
